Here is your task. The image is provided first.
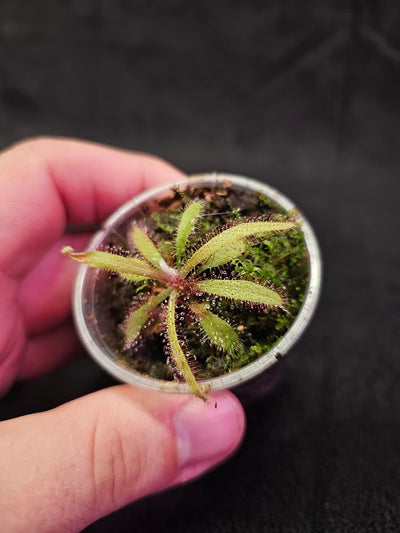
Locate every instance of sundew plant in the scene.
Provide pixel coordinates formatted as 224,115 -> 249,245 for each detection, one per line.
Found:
63,186 -> 307,400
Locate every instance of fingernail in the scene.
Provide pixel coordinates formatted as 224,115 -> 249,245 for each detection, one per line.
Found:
174,393 -> 244,468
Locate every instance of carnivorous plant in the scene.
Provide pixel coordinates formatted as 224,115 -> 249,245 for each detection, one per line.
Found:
63,201 -> 296,400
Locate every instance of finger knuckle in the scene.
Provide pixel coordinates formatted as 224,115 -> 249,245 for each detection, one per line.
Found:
87,413 -> 132,510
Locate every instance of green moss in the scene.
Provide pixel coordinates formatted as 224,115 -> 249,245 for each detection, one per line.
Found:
151,211 -> 180,235
149,361 -> 174,380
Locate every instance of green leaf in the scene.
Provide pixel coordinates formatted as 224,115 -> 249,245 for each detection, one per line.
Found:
190,303 -> 242,354
200,240 -> 247,270
119,273 -> 152,283
196,279 -> 283,307
167,291 -> 208,400
180,220 -> 295,276
124,288 -> 171,344
62,247 -> 161,280
130,227 -> 165,269
175,201 -> 204,264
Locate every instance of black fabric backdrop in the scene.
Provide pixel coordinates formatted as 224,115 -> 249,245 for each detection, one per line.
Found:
1,2 -> 399,531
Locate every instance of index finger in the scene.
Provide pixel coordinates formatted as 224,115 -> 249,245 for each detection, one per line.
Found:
0,137 -> 185,278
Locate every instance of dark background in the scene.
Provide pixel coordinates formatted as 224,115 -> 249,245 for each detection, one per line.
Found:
1,1 -> 399,531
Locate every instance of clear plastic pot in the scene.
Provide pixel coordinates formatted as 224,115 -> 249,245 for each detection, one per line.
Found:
73,173 -> 322,402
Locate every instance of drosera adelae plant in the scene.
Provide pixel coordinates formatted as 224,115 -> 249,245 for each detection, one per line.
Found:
63,200 -> 297,400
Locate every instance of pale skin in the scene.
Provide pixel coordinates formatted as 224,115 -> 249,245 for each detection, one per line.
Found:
0,138 -> 246,532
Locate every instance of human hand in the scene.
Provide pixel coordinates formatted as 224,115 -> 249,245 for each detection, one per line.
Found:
0,138 -> 245,532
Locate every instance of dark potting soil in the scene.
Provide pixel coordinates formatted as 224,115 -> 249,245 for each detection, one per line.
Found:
93,181 -> 309,381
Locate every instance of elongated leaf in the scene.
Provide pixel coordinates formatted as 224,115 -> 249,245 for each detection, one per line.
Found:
130,227 -> 165,269
167,291 -> 207,400
124,288 -> 171,344
196,279 -> 283,307
175,201 -> 204,264
180,220 -> 295,276
200,240 -> 246,270
119,273 -> 152,283
62,247 -> 161,280
190,303 -> 242,354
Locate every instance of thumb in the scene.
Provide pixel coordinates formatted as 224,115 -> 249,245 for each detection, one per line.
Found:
0,385 -> 245,532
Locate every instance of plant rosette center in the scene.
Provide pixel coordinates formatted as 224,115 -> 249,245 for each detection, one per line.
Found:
63,181 -> 309,400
